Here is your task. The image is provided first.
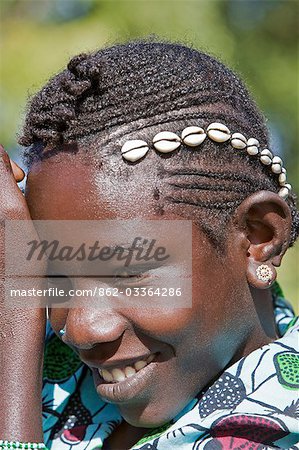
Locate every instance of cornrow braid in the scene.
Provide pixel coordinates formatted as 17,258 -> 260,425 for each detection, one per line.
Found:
19,38 -> 299,248
160,141 -> 284,250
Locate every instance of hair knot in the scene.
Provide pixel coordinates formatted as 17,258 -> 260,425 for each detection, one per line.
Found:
67,53 -> 89,75
67,53 -> 101,82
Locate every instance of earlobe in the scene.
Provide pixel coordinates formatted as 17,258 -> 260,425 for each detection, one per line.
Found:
233,191 -> 292,290
246,260 -> 277,289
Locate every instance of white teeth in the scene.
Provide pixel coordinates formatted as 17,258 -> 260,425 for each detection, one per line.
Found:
101,369 -> 114,382
134,360 -> 147,371
124,366 -> 136,377
147,354 -> 155,363
112,368 -> 126,382
112,369 -> 126,381
99,354 -> 155,383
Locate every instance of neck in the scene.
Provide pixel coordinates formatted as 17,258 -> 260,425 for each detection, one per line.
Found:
250,285 -> 278,340
228,286 -> 278,368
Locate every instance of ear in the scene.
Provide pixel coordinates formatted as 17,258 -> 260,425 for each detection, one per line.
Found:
233,191 -> 292,289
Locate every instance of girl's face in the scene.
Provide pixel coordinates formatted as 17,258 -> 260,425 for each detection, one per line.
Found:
26,147 -> 266,427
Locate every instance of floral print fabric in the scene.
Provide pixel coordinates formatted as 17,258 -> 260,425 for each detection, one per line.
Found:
43,288 -> 299,449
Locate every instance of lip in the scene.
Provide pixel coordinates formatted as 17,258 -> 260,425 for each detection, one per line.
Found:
92,356 -> 158,404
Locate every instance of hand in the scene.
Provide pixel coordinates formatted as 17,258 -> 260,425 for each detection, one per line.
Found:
0,144 -> 45,441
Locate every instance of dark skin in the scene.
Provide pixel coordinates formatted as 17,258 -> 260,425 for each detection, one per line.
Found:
0,143 -> 291,448
0,145 -> 45,441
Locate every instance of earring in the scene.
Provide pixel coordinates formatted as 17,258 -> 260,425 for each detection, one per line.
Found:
256,264 -> 273,284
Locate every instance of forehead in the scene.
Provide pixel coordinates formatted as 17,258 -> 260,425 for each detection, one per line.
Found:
25,147 -> 168,221
25,145 -> 228,273
24,139 -> 234,255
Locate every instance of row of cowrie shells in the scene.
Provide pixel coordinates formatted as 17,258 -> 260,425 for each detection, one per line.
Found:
121,122 -> 291,199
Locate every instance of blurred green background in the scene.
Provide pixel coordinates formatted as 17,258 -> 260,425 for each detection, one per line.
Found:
0,0 -> 298,311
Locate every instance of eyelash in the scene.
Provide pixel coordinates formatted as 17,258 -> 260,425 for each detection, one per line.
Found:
47,264 -> 160,288
112,266 -> 154,286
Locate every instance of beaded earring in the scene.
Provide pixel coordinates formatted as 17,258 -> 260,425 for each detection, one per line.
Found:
256,264 -> 274,285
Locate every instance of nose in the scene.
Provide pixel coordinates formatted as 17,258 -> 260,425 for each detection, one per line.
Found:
64,306 -> 129,351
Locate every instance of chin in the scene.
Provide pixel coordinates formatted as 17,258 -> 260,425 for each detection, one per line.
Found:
118,404 -> 174,428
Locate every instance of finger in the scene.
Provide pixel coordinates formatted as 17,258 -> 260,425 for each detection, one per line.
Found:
0,145 -> 30,218
0,145 -> 25,186
10,159 -> 25,182
0,144 -> 13,174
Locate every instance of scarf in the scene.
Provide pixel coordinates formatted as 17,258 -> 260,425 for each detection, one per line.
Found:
42,285 -> 299,449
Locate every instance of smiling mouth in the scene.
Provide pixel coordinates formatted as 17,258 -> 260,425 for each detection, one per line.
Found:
98,353 -> 156,383
93,352 -> 162,403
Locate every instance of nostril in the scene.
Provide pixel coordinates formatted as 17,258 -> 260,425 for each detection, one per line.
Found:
78,338 -> 123,366
61,312 -> 128,363
63,307 -> 128,351
62,332 -> 97,351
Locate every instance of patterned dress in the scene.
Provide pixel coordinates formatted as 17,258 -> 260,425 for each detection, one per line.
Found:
42,284 -> 299,449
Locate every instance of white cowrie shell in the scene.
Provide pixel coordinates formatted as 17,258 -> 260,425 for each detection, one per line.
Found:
181,126 -> 206,147
121,140 -> 149,162
281,167 -> 286,174
231,132 -> 247,149
247,138 -> 259,147
271,163 -> 282,174
260,149 -> 273,165
284,183 -> 292,191
153,131 -> 181,153
246,137 -> 259,155
272,156 -> 283,165
278,172 -> 287,185
247,146 -> 259,156
278,187 -> 289,199
260,149 -> 273,158
207,122 -> 231,142
260,156 -> 272,165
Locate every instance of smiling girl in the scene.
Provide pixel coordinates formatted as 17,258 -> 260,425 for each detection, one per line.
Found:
0,40 -> 298,450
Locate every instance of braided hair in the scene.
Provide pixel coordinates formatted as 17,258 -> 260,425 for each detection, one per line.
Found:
19,38 -> 299,249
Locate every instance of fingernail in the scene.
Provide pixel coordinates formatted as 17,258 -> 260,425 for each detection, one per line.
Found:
10,159 -> 25,182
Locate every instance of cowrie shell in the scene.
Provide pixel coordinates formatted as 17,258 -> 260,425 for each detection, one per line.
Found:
246,138 -> 259,155
260,156 -> 272,165
260,149 -> 273,165
272,156 -> 283,165
207,122 -> 231,142
231,132 -> 247,149
284,183 -> 292,191
121,140 -> 149,162
271,163 -> 282,174
181,126 -> 206,147
247,138 -> 259,146
246,146 -> 259,156
278,172 -> 287,185
260,149 -> 273,158
278,187 -> 289,199
153,131 -> 181,153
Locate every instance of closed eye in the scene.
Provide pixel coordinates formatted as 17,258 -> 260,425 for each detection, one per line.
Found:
112,264 -> 159,286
